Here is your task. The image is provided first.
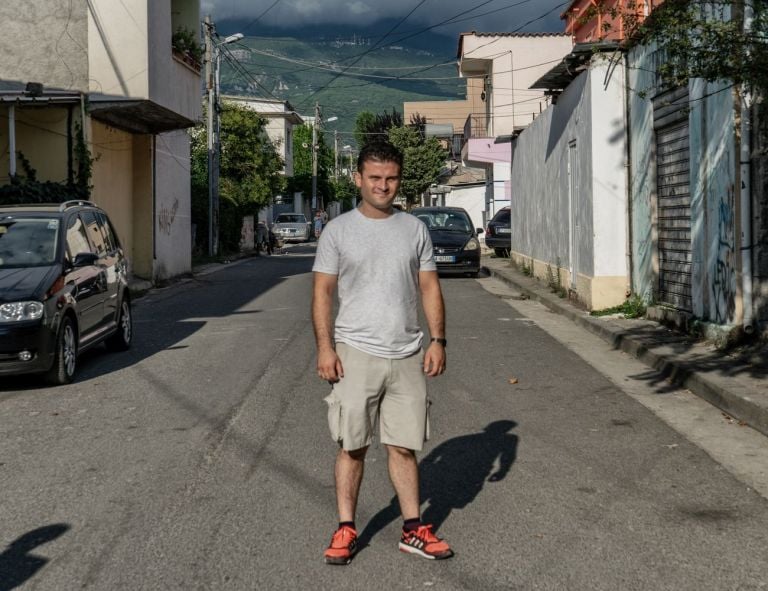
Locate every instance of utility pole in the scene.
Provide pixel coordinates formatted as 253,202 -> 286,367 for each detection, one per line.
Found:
204,15 -> 218,257
334,130 -> 339,181
311,102 -> 320,210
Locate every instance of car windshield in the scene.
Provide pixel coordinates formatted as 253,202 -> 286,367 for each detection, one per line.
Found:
275,214 -> 305,224
415,212 -> 472,233
0,217 -> 60,268
493,209 -> 510,224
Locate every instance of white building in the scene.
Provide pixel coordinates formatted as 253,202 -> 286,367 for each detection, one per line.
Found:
0,0 -> 201,282
457,32 -> 573,219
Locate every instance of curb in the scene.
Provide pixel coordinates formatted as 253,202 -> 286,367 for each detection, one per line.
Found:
482,263 -> 768,438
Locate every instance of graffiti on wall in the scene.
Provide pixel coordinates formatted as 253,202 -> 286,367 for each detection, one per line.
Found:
711,191 -> 736,324
158,199 -> 179,236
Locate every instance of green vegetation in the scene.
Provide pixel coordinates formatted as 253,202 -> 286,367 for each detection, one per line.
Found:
387,125 -> 446,206
591,296 -> 647,319
546,259 -> 567,298
585,1 -> 768,94
190,103 -> 285,254
172,27 -> 203,66
287,123 -> 334,207
0,121 -> 93,205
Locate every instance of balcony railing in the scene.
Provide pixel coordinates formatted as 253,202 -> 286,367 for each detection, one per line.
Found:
463,113 -> 489,141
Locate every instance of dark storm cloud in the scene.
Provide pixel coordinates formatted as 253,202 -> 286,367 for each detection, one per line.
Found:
203,0 -> 567,35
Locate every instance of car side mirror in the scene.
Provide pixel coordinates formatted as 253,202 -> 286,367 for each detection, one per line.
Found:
476,228 -> 484,234
73,252 -> 98,267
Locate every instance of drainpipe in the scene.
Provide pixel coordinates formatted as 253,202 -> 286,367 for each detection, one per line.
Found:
623,51 -> 634,296
740,2 -> 755,333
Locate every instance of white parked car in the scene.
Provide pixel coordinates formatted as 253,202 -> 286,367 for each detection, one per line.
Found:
271,213 -> 311,243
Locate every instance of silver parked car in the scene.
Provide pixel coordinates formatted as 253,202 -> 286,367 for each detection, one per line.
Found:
271,213 -> 311,243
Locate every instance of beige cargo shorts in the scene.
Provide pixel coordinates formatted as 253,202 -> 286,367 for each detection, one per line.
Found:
324,342 -> 430,451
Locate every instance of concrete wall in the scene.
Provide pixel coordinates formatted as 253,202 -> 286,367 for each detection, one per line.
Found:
690,80 -> 739,324
131,135 -> 154,279
404,78 -> 485,132
753,100 -> 768,325
628,43 -> 741,326
459,34 -> 573,135
508,56 -> 628,310
90,122 -> 136,268
0,2 -> 89,92
88,0 -> 149,98
154,130 -> 192,279
445,185 -> 487,236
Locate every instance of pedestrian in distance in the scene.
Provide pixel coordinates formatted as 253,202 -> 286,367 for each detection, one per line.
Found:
256,221 -> 272,255
312,141 -> 453,565
314,210 -> 323,240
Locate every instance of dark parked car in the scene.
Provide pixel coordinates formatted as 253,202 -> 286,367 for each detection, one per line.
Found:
412,206 -> 483,277
0,201 -> 132,385
485,206 -> 511,257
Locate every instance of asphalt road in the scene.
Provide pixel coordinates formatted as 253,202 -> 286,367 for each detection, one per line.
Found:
1,244 -> 767,590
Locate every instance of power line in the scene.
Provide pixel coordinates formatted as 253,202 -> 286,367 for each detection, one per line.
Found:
239,0 -> 285,36
296,0 -> 431,107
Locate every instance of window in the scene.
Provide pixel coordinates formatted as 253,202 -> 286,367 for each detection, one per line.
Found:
66,215 -> 92,259
0,217 -> 60,268
96,211 -> 120,252
80,211 -> 107,256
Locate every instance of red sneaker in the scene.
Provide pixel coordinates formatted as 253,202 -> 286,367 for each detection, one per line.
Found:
399,524 -> 454,560
324,525 -> 358,565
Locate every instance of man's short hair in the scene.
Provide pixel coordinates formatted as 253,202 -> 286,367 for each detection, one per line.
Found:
357,142 -> 403,174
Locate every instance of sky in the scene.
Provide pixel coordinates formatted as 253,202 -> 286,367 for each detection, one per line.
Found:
202,0 -> 568,38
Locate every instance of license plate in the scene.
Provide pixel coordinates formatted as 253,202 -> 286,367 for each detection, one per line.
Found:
435,255 -> 455,263
498,228 -> 511,234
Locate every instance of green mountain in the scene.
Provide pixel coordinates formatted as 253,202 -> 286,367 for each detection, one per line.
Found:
217,23 -> 464,138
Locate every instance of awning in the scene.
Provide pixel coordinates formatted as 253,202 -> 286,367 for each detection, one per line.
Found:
529,42 -> 621,91
88,98 -> 196,134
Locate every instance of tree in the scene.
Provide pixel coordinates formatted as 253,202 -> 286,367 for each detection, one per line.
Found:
329,175 -> 358,210
354,111 -> 376,148
354,108 -> 404,148
388,125 -> 447,207
189,103 -> 286,254
218,104 -> 285,209
586,0 -> 768,94
288,123 -> 334,205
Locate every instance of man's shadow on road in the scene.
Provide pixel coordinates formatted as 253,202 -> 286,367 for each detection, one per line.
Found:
0,524 -> 70,591
359,420 -> 518,549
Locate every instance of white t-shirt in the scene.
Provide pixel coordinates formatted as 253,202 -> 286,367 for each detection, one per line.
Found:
312,208 -> 437,359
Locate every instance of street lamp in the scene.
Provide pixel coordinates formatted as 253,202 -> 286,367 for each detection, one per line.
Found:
206,25 -> 243,257
311,107 -> 338,210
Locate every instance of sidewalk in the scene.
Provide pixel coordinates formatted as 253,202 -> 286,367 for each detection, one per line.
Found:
481,255 -> 768,439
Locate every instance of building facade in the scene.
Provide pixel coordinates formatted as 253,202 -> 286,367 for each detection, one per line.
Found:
0,0 -> 201,282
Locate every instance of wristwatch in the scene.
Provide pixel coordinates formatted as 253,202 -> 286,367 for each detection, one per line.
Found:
430,337 -> 447,347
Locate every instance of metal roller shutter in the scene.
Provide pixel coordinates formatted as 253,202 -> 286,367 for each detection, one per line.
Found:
654,87 -> 692,312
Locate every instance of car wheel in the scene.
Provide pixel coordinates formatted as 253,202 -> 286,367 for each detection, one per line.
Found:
493,248 -> 507,258
45,316 -> 77,385
106,297 -> 132,352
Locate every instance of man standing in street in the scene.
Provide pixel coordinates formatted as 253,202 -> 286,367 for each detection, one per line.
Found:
312,142 -> 453,565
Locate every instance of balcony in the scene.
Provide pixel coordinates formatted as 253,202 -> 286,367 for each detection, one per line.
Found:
87,0 -> 201,134
460,114 -> 513,165
463,113 -> 490,142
